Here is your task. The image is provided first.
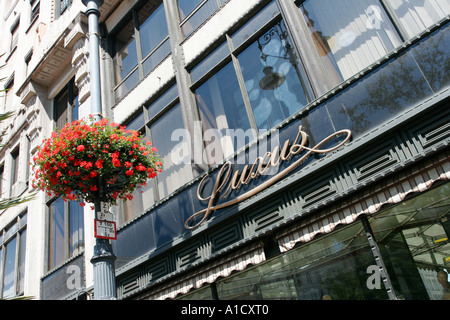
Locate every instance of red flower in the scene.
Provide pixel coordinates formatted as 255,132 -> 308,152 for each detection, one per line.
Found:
126,170 -> 134,176
112,158 -> 121,167
95,159 -> 104,169
77,145 -> 85,152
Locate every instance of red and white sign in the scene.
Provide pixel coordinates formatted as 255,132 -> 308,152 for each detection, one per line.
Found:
94,219 -> 117,240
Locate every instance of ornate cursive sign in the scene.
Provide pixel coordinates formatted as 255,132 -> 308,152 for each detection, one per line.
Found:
185,125 -> 352,229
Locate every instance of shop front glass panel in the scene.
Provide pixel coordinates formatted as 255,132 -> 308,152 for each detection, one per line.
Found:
216,222 -> 388,300
297,0 -> 402,88
386,0 -> 450,39
369,182 -> 450,300
151,104 -> 194,199
408,24 -> 450,93
121,130 -> 155,224
195,62 -> 253,164
237,21 -> 309,131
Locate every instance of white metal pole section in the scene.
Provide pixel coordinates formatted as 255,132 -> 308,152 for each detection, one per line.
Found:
82,0 -> 117,300
83,0 -> 103,121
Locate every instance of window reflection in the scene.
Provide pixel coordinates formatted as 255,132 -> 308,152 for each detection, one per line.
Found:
48,198 -> 65,270
238,21 -> 309,130
370,182 -> 450,300
151,104 -> 194,199
215,222 -> 386,300
299,0 -> 402,88
139,3 -> 168,59
48,198 -> 84,271
195,62 -> 254,163
2,237 -> 17,298
178,0 -> 220,38
386,0 -> 450,39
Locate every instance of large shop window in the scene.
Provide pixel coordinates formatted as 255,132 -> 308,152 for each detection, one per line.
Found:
216,222 -> 386,300
369,182 -> 450,300
385,0 -> 450,39
48,198 -> 84,271
119,86 -> 194,225
0,213 -> 27,299
177,182 -> 450,300
195,62 -> 254,163
237,21 -> 310,131
113,1 -> 170,103
192,2 -> 311,163
296,0 -> 402,88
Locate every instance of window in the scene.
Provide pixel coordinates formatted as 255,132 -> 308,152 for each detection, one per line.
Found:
296,0 -> 402,88
119,85 -> 195,225
236,21 -> 310,131
54,79 -> 79,130
191,1 -> 311,163
10,19 -> 19,52
57,0 -> 72,18
178,0 -> 231,38
30,0 -> 40,25
24,50 -> 33,76
0,213 -> 27,299
4,74 -> 14,113
112,1 -> 170,103
384,0 -> 450,39
195,61 -> 253,162
48,198 -> 84,271
368,182 -> 450,300
10,146 -> 20,187
214,222 -> 385,300
150,103 -> 194,199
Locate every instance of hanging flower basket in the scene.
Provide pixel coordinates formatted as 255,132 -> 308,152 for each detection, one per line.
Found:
31,116 -> 162,206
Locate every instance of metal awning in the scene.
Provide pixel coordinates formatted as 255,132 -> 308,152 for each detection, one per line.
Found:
146,242 -> 266,300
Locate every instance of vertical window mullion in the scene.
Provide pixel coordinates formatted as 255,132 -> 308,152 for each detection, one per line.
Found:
228,35 -> 259,134
146,125 -> 160,202
378,0 -> 407,42
133,10 -> 145,80
13,230 -> 20,296
0,233 -> 4,298
64,201 -> 70,261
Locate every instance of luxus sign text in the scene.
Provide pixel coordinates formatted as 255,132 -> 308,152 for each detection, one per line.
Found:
185,125 -> 352,229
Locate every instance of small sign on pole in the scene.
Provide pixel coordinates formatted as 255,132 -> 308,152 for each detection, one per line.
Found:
94,219 -> 117,240
96,202 -> 114,222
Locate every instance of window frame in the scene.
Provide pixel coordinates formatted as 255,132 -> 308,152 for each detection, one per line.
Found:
53,78 -> 79,131
188,1 -> 313,161
46,197 -> 84,272
111,0 -> 171,104
55,0 -> 72,19
0,212 -> 27,299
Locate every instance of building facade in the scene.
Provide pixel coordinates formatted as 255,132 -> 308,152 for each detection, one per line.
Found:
0,0 -> 449,300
